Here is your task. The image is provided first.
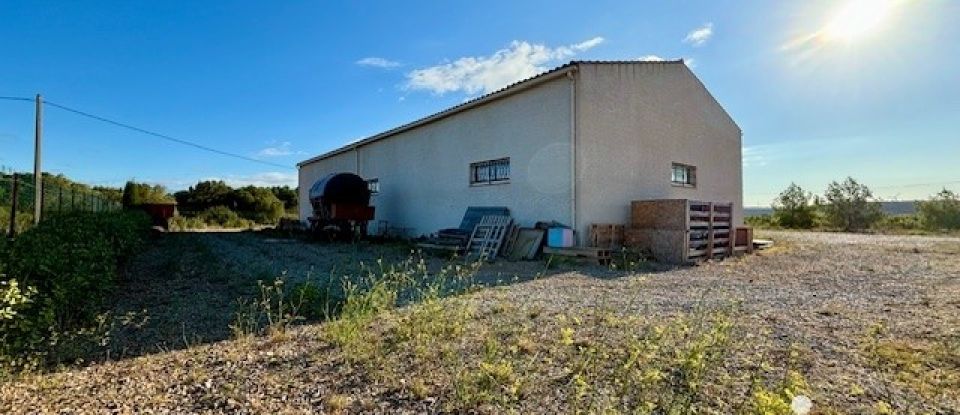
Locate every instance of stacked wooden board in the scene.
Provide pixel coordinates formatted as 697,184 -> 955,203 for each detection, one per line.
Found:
542,246 -> 613,265
503,227 -> 545,260
624,199 -> 740,264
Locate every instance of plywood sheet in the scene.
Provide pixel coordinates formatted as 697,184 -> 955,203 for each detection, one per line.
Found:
630,199 -> 688,229
624,228 -> 688,264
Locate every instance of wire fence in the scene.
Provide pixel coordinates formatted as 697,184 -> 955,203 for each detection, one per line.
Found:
1,172 -> 121,237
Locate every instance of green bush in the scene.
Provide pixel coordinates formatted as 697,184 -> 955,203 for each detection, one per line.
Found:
122,181 -> 172,208
0,206 -> 35,237
917,189 -> 960,230
745,214 -> 777,229
231,187 -> 285,224
0,211 -> 150,372
772,183 -> 817,229
198,206 -> 253,228
822,177 -> 883,231
175,181 -> 290,224
167,215 -> 207,231
873,215 -> 922,233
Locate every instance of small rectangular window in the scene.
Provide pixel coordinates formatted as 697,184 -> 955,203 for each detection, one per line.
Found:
367,178 -> 380,194
470,158 -> 510,185
671,163 -> 696,187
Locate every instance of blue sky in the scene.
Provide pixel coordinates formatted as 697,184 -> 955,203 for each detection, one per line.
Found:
1,0 -> 957,206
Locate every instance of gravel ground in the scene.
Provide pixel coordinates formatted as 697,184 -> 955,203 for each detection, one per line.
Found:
2,230 -> 958,413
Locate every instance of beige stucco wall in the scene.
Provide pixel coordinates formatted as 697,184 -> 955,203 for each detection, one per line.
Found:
574,63 -> 743,241
299,76 -> 574,237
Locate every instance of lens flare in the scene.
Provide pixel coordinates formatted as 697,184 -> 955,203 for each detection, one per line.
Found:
822,0 -> 899,42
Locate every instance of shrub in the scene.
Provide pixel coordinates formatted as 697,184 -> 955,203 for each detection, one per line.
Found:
917,189 -> 960,230
122,181 -> 172,208
745,214 -> 776,228
873,215 -> 922,233
822,177 -> 883,231
198,206 -> 252,228
167,215 -> 207,231
772,183 -> 816,229
0,211 -> 150,373
0,206 -> 35,237
232,187 -> 285,224
175,181 -> 287,224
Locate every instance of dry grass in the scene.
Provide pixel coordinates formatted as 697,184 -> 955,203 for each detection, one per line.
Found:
1,230 -> 958,413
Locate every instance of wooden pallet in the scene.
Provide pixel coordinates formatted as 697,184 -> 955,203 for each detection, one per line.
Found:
415,242 -> 465,253
686,201 -> 734,262
466,215 -> 512,261
627,199 -> 738,264
542,246 -> 612,265
589,223 -> 624,249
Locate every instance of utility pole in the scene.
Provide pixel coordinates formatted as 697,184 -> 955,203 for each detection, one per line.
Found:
33,94 -> 42,224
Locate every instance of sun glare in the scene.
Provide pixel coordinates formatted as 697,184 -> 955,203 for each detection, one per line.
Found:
822,0 -> 899,42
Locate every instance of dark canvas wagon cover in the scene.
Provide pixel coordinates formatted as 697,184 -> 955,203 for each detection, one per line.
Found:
309,173 -> 371,206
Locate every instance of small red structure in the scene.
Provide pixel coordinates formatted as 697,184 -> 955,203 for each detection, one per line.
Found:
139,202 -> 178,228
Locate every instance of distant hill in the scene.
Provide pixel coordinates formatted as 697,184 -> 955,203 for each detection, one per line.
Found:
745,201 -> 917,217
880,201 -> 917,215
744,207 -> 773,217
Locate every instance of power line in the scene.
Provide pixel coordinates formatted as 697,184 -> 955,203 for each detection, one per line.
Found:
0,96 -> 33,102
40,99 -> 294,170
873,180 -> 960,190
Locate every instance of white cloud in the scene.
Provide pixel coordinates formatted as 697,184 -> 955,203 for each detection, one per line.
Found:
683,57 -> 697,68
404,36 -> 605,95
638,55 -> 666,62
571,37 -> 605,51
256,141 -> 301,158
683,23 -> 714,46
356,57 -> 402,69
209,172 -> 298,188
742,146 -> 768,168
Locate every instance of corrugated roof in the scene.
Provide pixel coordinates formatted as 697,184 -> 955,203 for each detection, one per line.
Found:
298,60 -> 685,167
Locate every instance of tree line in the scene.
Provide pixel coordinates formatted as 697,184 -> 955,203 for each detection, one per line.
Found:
751,177 -> 960,232
121,180 -> 298,226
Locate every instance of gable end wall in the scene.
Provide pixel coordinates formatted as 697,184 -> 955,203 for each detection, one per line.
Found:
574,63 -> 743,240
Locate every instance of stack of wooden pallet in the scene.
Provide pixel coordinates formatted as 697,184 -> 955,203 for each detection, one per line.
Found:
624,199 -> 739,264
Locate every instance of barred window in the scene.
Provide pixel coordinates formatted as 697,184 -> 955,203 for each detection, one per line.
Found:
470,158 -> 510,185
671,163 -> 696,187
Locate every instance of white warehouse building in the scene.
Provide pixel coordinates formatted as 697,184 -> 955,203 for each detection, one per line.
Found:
298,60 -> 742,243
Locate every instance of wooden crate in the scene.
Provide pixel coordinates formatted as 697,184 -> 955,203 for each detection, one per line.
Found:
624,228 -> 688,264
630,199 -> 688,230
589,224 -> 624,249
625,199 -> 736,264
733,226 -> 754,254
